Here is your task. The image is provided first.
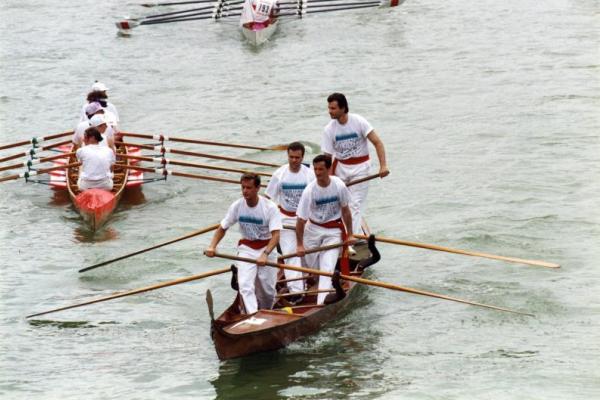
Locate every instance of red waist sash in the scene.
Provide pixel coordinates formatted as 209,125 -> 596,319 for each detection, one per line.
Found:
278,205 -> 297,217
331,154 -> 370,175
238,238 -> 270,250
308,218 -> 350,274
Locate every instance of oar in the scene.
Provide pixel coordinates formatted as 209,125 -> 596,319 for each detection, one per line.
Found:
27,267 -> 231,319
119,164 -> 268,187
140,5 -> 242,25
279,0 -> 381,10
142,2 -> 242,20
0,152 -> 75,173
115,141 -> 279,167
118,153 -> 272,177
0,162 -> 81,184
120,132 -> 287,151
0,139 -> 73,164
278,3 -> 382,17
279,242 -> 345,260
354,234 -> 560,269
0,130 -> 73,151
211,253 -> 533,316
116,10 -> 240,29
79,223 -> 220,273
141,0 -> 219,7
346,173 -> 383,187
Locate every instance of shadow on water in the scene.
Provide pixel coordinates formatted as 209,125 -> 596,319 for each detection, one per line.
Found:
48,188 -> 70,206
120,186 -> 147,208
27,319 -> 117,329
73,226 -> 119,243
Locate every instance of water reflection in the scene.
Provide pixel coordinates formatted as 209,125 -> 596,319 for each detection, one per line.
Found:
48,188 -> 70,206
120,187 -> 146,208
73,226 -> 118,243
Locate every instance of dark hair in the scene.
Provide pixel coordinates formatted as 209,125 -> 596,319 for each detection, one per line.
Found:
240,172 -> 261,187
86,91 -> 108,105
287,141 -> 305,156
327,92 -> 349,113
312,154 -> 332,169
84,127 -> 103,142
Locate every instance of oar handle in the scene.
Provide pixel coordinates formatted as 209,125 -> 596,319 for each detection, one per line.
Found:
355,234 -> 560,269
346,173 -> 382,187
279,242 -> 345,260
0,130 -> 73,151
212,252 -> 533,316
119,165 -> 268,187
0,162 -> 80,183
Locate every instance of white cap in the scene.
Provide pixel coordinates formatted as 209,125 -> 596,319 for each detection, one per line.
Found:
89,114 -> 107,127
85,102 -> 104,116
91,81 -> 109,92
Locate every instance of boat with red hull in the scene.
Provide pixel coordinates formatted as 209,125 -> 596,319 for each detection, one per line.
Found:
208,236 -> 380,360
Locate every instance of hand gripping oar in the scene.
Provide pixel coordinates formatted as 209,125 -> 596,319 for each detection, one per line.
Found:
211,253 -> 533,316
0,162 -> 81,184
117,153 -> 272,177
118,164 -> 268,187
79,223 -> 220,273
0,152 -> 75,173
354,234 -> 560,269
0,130 -> 73,151
27,267 -> 231,319
119,132 -> 287,151
115,141 -> 279,167
0,139 -> 73,164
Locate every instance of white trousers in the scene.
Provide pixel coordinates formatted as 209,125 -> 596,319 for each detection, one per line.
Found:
78,176 -> 113,191
279,214 -> 304,293
334,162 -> 370,234
236,244 -> 278,314
303,222 -> 342,305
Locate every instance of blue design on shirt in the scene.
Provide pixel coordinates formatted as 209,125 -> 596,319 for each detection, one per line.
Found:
335,132 -> 359,142
239,215 -> 264,225
315,196 -> 339,206
282,183 -> 307,190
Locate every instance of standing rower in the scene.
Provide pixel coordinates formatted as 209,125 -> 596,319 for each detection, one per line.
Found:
205,173 -> 282,315
322,92 -> 390,234
76,127 -> 116,191
296,154 -> 354,305
265,142 -> 315,303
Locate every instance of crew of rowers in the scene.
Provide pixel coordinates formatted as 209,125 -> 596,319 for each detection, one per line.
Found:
205,92 -> 389,314
71,82 -> 120,191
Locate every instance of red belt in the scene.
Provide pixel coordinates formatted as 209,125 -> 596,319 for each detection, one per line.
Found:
308,218 -> 350,275
278,205 -> 296,217
331,154 -> 370,175
238,238 -> 270,250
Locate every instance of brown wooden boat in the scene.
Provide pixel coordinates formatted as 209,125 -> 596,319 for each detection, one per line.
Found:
67,143 -> 130,230
207,235 -> 381,360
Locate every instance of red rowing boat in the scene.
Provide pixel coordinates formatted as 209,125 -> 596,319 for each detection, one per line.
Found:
207,235 -> 380,360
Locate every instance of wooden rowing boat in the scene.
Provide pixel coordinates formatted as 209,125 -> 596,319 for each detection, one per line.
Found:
66,144 -> 130,230
207,235 -> 380,360
241,18 -> 279,46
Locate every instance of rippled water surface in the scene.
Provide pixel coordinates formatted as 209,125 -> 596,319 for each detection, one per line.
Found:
1,0 -> 599,399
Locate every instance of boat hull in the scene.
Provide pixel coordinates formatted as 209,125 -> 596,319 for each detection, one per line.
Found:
241,19 -> 278,46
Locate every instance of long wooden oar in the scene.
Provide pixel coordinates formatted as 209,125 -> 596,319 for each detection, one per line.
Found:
27,267 -> 231,319
354,233 -> 560,269
279,0 -> 381,10
117,10 -> 240,29
141,0 -> 218,7
117,153 -> 272,177
115,141 -> 279,167
139,6 -> 242,24
120,132 -> 287,151
0,130 -> 73,151
0,139 -> 73,164
278,3 -> 383,17
279,242 -> 345,260
0,152 -> 75,173
79,223 -> 220,273
119,164 -> 268,187
346,173 -> 383,187
212,253 -> 533,316
0,162 -> 81,184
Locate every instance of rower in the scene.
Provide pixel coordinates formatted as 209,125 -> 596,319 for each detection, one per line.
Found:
296,154 -> 354,305
265,142 -> 315,304
240,0 -> 278,28
72,102 -> 104,148
89,114 -> 116,153
79,81 -> 119,129
205,173 -> 282,315
322,92 -> 390,234
76,127 -> 116,191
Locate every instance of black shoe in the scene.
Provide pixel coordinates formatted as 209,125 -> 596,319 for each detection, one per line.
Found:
287,294 -> 305,305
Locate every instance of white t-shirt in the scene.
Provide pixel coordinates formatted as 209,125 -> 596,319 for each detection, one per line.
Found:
221,196 -> 282,241
296,176 -> 350,223
322,113 -> 373,161
265,164 -> 315,213
76,144 -> 115,181
240,0 -> 276,25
